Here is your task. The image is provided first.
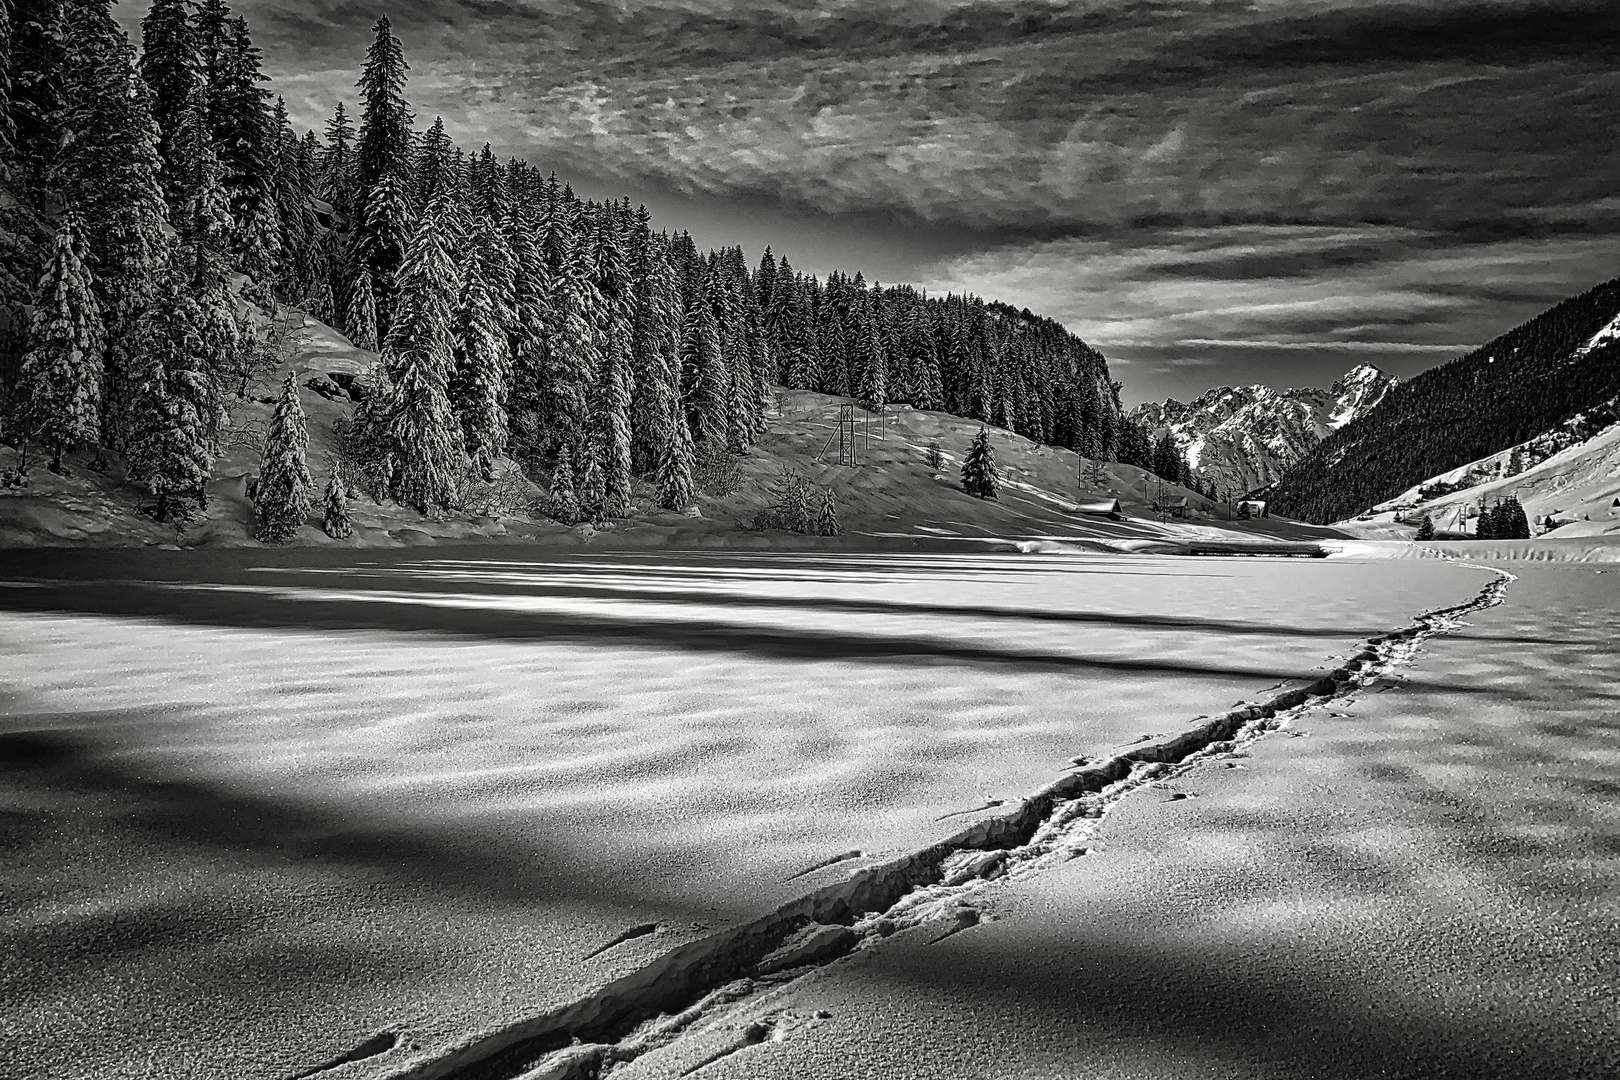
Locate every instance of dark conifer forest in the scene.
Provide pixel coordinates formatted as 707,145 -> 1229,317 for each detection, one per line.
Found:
1270,277 -> 1620,525
0,5 -> 1129,525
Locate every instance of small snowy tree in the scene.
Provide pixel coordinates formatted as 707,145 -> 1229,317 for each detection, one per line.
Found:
322,463 -> 353,539
1415,516 -> 1435,541
577,434 -> 607,523
784,470 -> 813,533
816,488 -> 841,536
253,371 -> 313,542
14,217 -> 105,472
961,426 -> 999,500
549,446 -> 581,524
925,441 -> 944,470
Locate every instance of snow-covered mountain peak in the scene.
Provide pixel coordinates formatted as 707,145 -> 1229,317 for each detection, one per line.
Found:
1128,364 -> 1398,497
1327,364 -> 1397,429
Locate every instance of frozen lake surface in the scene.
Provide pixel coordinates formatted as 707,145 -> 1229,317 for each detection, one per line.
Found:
0,549 -> 1489,1079
693,564 -> 1620,1080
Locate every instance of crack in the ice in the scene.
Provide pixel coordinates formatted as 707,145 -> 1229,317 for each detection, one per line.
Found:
783,850 -> 863,882
934,799 -> 1007,821
376,568 -> 1514,1080
289,1030 -> 399,1079
583,923 -> 661,961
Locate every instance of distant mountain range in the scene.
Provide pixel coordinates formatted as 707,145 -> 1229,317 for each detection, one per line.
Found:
1270,276 -> 1620,524
1129,364 -> 1396,498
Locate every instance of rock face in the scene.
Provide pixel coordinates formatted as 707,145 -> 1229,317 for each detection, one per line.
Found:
1130,364 -> 1396,498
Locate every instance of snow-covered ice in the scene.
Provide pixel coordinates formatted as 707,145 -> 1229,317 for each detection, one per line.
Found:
0,549 -> 1490,1078
673,564 -> 1620,1080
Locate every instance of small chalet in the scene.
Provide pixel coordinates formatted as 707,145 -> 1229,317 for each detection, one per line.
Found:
1073,498 -> 1124,520
1236,499 -> 1268,519
1155,495 -> 1191,519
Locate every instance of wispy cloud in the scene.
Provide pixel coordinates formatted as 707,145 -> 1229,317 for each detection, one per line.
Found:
921,228 -> 1620,402
1178,340 -> 1473,353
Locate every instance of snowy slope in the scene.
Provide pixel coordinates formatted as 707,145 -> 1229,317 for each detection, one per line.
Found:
1341,404 -> 1620,538
0,315 -> 1321,552
1131,364 -> 1396,497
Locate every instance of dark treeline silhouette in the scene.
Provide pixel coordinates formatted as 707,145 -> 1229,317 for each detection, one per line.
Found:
1271,277 -> 1620,524
0,4 -> 1127,524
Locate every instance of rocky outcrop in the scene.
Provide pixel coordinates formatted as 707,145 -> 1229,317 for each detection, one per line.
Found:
1130,365 -> 1396,498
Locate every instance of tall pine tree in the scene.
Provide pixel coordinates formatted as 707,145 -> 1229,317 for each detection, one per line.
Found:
126,267 -> 223,522
9,0 -> 67,202
681,268 -> 726,449
138,0 -> 195,212
60,1 -> 171,450
352,16 -> 415,333
13,216 -> 104,470
378,191 -> 465,515
452,213 -> 512,480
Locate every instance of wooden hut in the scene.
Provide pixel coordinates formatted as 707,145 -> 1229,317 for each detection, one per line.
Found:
1072,498 -> 1124,520
1155,495 -> 1191,519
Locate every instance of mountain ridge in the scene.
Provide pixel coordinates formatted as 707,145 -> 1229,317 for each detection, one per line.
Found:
1270,276 -> 1620,524
1129,363 -> 1396,499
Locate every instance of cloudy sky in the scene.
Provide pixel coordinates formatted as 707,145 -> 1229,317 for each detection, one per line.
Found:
118,0 -> 1620,403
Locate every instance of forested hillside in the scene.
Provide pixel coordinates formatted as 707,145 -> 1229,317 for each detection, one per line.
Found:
0,2 -> 1124,533
1270,278 -> 1620,524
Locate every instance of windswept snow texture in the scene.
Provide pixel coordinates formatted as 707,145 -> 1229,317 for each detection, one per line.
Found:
0,550 -> 1484,1079
683,566 -> 1620,1080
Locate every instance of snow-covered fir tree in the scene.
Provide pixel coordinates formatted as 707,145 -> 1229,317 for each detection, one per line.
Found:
352,16 -> 415,332
412,115 -> 454,207
816,488 -> 841,536
783,469 -> 813,533
452,212 -> 512,480
344,266 -> 380,350
138,0 -> 196,211
13,216 -> 104,471
126,270 -> 223,522
171,82 -> 234,277
322,464 -> 353,539
0,0 -> 39,366
253,370 -> 312,542
9,0 -> 68,203
961,426 -> 999,500
377,191 -> 465,515
318,101 -> 356,216
590,214 -> 635,516
549,444 -> 580,523
681,271 -> 727,449
655,405 -> 697,511
59,2 -> 171,449
205,13 -> 279,278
